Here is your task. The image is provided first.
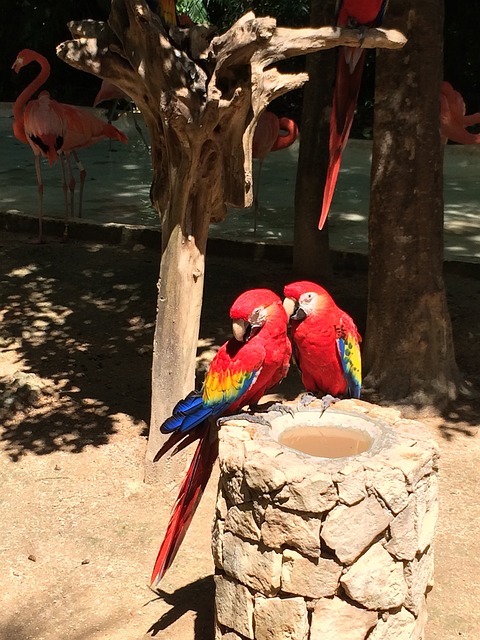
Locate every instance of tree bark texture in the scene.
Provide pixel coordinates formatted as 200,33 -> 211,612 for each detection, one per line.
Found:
57,1 -> 406,479
293,0 -> 337,281
364,0 -> 461,405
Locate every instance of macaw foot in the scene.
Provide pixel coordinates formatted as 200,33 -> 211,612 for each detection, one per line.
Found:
265,402 -> 295,417
298,392 -> 317,407
320,394 -> 341,411
218,412 -> 271,428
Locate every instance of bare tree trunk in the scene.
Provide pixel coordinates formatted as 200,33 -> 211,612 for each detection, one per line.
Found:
364,0 -> 461,406
293,0 -> 336,280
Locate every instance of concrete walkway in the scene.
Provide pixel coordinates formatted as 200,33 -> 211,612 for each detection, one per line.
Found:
1,102 -> 480,263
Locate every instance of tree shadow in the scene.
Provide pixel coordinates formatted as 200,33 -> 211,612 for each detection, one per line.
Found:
435,391 -> 480,440
147,576 -> 215,639
0,238 -> 158,459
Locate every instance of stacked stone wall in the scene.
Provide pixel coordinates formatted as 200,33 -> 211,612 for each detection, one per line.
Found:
213,399 -> 439,640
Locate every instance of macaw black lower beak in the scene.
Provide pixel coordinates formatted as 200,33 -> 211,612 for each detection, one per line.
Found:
291,307 -> 307,322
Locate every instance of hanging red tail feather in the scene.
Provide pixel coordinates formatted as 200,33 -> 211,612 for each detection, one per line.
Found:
150,423 -> 219,586
318,49 -> 367,230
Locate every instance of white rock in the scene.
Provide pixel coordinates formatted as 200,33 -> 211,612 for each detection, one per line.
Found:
385,498 -> 418,561
254,595 -> 308,640
275,470 -> 338,512
261,505 -> 321,557
281,549 -> 342,598
341,542 -> 408,610
404,547 -> 435,615
214,575 -> 254,639
222,532 -> 282,595
221,470 -> 252,505
243,453 -> 287,493
371,466 -> 409,514
212,518 -> 224,568
384,443 -> 438,489
321,496 -> 393,564
310,596 -> 378,639
367,607 -> 416,639
415,476 -> 439,553
335,463 -> 367,506
225,503 -> 261,541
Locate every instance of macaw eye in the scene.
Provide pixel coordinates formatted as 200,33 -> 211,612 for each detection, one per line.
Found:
249,307 -> 263,325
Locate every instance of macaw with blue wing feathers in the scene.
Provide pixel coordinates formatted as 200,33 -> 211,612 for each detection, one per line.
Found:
319,0 -> 388,230
150,288 -> 291,586
283,281 -> 362,399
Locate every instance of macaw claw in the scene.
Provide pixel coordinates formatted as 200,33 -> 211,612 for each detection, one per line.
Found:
265,402 -> 295,417
321,394 -> 341,410
298,392 -> 318,407
217,412 -> 271,428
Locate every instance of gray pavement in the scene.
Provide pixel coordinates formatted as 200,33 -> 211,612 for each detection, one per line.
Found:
2,102 -> 480,263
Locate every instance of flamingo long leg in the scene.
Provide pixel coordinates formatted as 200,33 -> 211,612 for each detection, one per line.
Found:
33,154 -> 45,244
59,154 -> 71,240
253,158 -> 265,237
71,151 -> 86,218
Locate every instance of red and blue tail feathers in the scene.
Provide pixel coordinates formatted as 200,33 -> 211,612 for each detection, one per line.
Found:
150,423 -> 219,586
160,391 -> 214,435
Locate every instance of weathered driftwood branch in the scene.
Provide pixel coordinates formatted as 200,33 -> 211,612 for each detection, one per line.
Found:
57,6 -> 405,217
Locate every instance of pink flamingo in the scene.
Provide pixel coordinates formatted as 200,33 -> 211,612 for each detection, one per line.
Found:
12,49 -> 128,243
93,80 -> 131,107
93,80 -> 150,151
440,81 -> 480,145
252,111 -> 299,236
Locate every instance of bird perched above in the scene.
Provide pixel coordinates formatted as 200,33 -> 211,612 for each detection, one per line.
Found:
150,288 -> 291,586
319,0 -> 388,230
283,281 -> 362,399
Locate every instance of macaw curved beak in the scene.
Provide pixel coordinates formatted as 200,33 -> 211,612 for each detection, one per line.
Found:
232,319 -> 248,342
291,306 -> 307,322
283,297 -> 296,319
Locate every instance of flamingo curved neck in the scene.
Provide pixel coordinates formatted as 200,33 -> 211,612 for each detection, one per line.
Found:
13,53 -> 51,142
271,118 -> 299,152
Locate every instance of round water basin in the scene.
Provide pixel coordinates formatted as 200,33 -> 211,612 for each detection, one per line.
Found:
279,424 -> 373,458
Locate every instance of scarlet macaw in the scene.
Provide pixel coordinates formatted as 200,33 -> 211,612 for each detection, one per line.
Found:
283,281 -> 362,398
150,288 -> 291,585
318,0 -> 388,230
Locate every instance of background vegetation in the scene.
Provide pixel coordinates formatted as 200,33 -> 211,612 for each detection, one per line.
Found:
2,0 -> 478,139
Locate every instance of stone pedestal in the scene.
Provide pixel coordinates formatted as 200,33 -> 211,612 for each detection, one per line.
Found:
213,399 -> 439,640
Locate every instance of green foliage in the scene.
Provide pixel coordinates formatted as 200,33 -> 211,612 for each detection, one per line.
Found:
204,0 -> 309,30
178,0 -> 208,23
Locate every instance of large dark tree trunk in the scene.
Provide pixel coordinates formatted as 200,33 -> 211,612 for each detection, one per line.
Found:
293,0 -> 337,281
364,0 -> 461,405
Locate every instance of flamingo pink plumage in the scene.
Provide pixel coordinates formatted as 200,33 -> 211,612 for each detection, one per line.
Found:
252,111 -> 298,235
12,49 -> 128,243
440,81 -> 480,145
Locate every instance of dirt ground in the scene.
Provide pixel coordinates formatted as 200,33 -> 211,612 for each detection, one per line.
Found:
0,228 -> 479,640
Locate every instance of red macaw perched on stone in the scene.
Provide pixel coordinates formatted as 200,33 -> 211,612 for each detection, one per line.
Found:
318,0 -> 388,230
283,281 -> 362,400
150,289 -> 291,586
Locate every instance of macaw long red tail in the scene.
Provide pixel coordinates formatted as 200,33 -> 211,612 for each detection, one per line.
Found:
150,424 -> 219,586
318,49 -> 367,230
